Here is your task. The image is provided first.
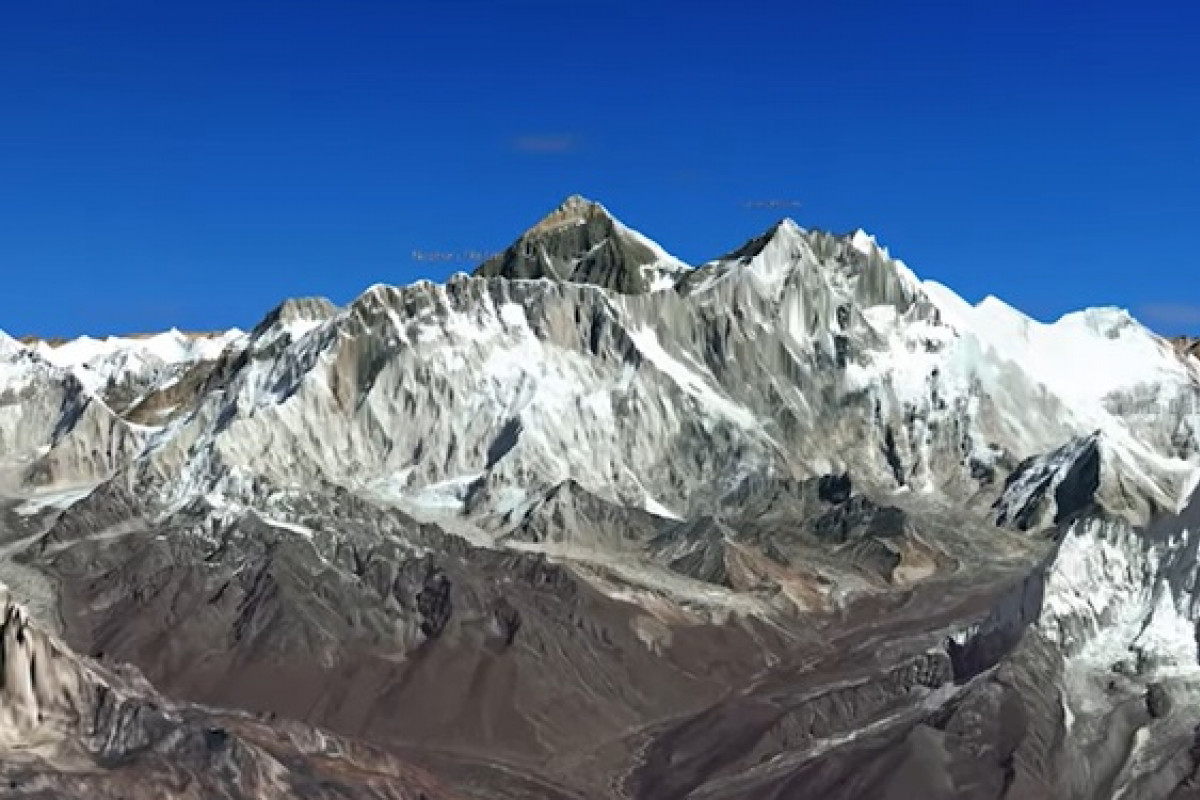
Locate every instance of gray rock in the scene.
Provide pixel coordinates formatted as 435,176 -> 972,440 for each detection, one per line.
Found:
1147,682 -> 1173,718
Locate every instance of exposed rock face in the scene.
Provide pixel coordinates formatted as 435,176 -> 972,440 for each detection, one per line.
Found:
993,433 -> 1102,531
1148,682 -> 1173,718
475,195 -> 690,293
1,196 -> 1199,798
0,343 -> 144,491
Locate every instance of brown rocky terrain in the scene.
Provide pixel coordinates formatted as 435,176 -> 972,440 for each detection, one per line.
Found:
0,581 -> 461,800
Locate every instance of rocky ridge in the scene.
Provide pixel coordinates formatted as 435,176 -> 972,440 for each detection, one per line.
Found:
0,196 -> 1199,798
1175,337 -> 1200,361
475,195 -> 690,294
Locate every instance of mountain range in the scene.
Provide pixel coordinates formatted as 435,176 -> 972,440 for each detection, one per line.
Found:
1,196 -> 1199,799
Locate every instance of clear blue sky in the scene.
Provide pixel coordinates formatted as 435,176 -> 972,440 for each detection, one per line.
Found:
2,0 -> 1197,337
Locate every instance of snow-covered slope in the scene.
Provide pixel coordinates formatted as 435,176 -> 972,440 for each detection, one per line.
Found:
5,195 -> 1200,799
0,326 -> 249,494
923,283 -> 1200,516
30,327 -> 246,393
7,199 -> 1191,531
927,287 -> 1199,434
2,199 -> 1195,535
0,336 -> 143,493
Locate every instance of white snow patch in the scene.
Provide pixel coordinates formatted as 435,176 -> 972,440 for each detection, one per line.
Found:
950,297 -> 1186,415
13,485 -> 96,516
498,303 -> 527,328
646,267 -> 683,293
627,325 -> 758,428
849,228 -> 877,255
643,493 -> 682,520
281,319 -> 324,341
256,515 -> 315,540
403,474 -> 483,512
1133,588 -> 1200,674
31,328 -> 246,393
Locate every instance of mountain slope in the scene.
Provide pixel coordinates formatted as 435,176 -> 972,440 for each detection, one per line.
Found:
1175,336 -> 1200,361
0,583 -> 459,799
113,212 -> 1196,534
1,199 -> 1199,799
475,195 -> 690,293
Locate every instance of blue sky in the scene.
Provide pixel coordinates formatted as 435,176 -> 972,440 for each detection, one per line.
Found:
1,0 -> 1197,337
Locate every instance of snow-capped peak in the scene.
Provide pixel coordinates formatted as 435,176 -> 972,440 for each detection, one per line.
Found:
476,195 -> 690,294
530,194 -> 611,232
947,294 -> 1196,413
249,297 -> 339,350
849,228 -> 877,255
0,330 -> 25,359
27,328 -> 247,394
775,217 -> 804,235
684,218 -> 925,317
5,197 -> 1198,536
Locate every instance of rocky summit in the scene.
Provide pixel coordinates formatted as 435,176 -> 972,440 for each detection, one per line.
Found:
1176,337 -> 1200,361
2,196 -> 1200,799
